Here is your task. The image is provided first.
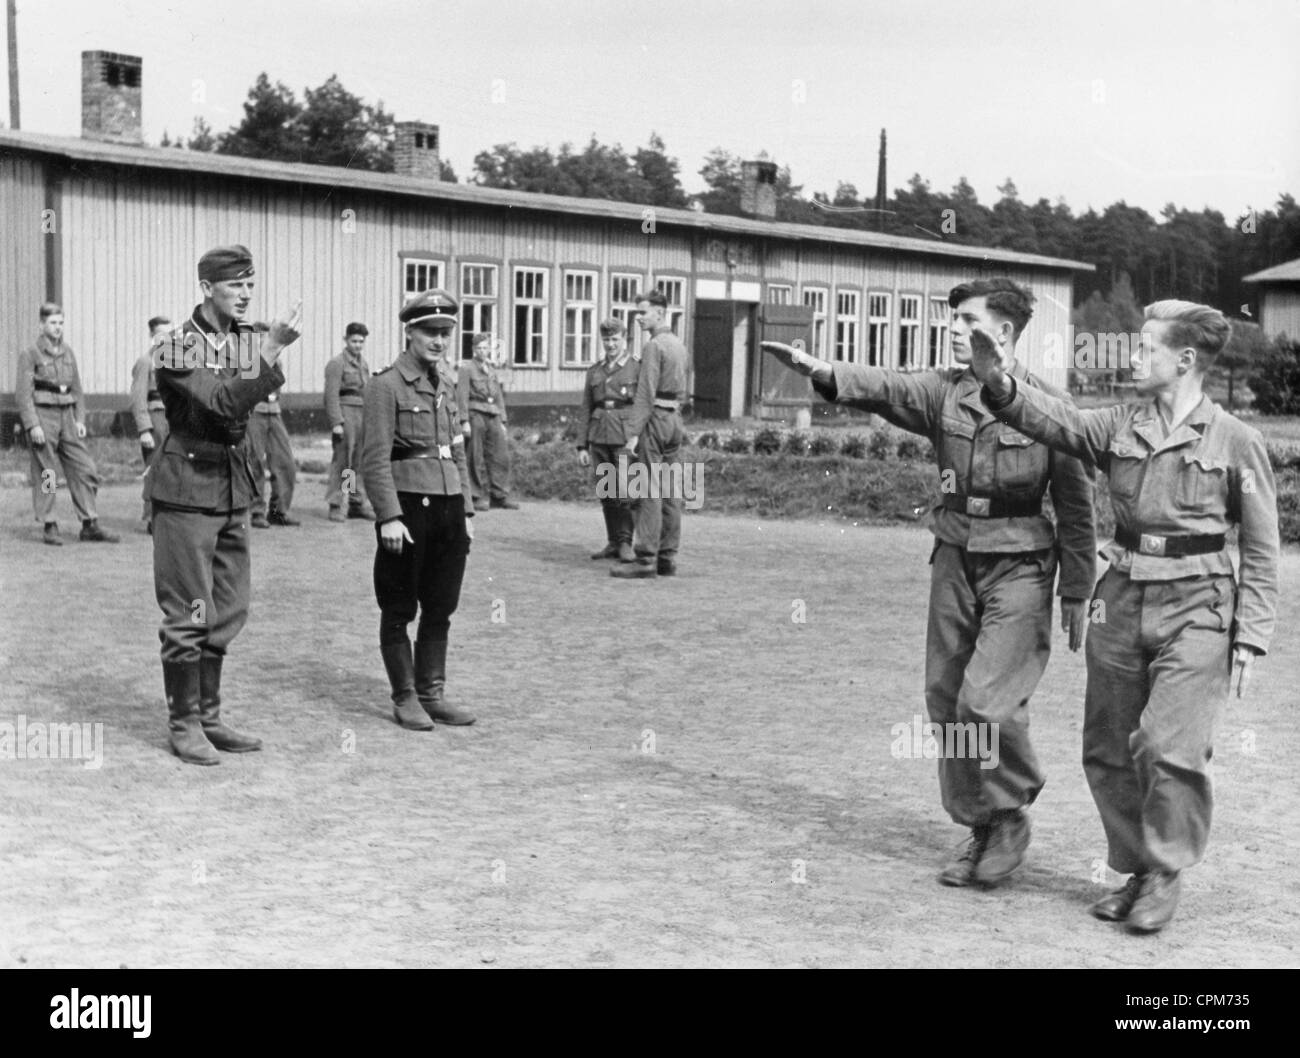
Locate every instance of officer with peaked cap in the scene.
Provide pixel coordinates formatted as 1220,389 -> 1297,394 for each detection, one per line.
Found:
151,243 -> 302,765
361,289 -> 477,730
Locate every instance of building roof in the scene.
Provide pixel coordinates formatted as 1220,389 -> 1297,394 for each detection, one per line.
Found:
1242,258 -> 1300,284
0,128 -> 1095,273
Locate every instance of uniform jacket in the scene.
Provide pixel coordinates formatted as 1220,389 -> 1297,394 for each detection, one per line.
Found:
576,350 -> 642,448
362,349 -> 473,522
16,337 -> 85,430
151,306 -> 286,513
457,358 -> 508,420
129,351 -> 166,434
627,325 -> 688,438
253,389 -> 284,415
324,348 -> 371,426
814,359 -> 1097,599
990,381 -> 1279,654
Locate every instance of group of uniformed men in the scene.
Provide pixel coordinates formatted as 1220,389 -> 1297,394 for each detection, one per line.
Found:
14,247 -> 1278,936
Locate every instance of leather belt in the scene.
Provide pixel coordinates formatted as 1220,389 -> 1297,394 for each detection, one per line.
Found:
941,494 -> 1042,519
653,399 -> 679,411
392,443 -> 454,461
168,434 -> 240,459
339,388 -> 363,398
33,378 -> 73,395
1114,529 -> 1226,557
602,400 -> 632,409
147,390 -> 162,402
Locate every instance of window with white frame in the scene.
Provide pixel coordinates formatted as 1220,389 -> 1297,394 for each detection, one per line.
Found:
803,287 -> 828,359
868,292 -> 892,367
835,290 -> 860,362
655,277 -> 686,337
610,272 -> 644,354
402,258 -> 444,303
460,263 -> 498,361
513,267 -> 548,365
928,297 -> 950,368
768,284 -> 793,305
563,270 -> 599,366
898,295 -> 922,370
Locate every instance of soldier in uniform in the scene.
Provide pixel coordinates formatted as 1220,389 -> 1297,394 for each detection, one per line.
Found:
16,302 -> 119,546
457,332 -> 518,511
762,277 -> 1096,888
131,315 -> 173,529
247,384 -> 299,527
576,317 -> 641,562
151,244 -> 301,765
361,289 -> 476,730
611,289 -> 688,578
970,299 -> 1279,932
324,321 -> 375,522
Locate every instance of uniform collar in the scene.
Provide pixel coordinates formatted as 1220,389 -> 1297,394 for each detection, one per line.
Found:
36,334 -> 66,356
396,348 -> 440,391
604,350 -> 631,372
1132,394 -> 1215,453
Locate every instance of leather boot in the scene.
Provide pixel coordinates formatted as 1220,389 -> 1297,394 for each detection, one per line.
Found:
198,654 -> 262,752
163,661 -> 220,766
381,639 -> 433,730
415,638 -> 476,725
591,505 -> 619,559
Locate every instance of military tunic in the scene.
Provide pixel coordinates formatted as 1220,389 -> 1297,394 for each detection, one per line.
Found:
16,336 -> 102,524
362,350 -> 473,644
456,357 -> 512,506
626,325 -> 688,563
986,380 -> 1279,872
814,359 -> 1097,827
324,346 -> 371,510
151,307 -> 285,663
577,350 -> 642,547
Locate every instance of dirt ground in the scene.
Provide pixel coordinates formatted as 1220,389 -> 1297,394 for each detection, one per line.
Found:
2,474 -> 1298,969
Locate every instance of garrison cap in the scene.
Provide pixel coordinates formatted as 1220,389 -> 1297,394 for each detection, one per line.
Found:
345,322 -> 370,337
198,244 -> 255,283
400,288 -> 459,329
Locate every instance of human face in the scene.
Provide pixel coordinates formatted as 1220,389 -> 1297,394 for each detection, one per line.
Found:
601,332 -> 627,360
949,296 -> 1012,366
345,334 -> 367,356
202,276 -> 255,326
473,340 -> 492,364
406,322 -> 456,366
635,300 -> 664,332
1131,320 -> 1192,396
40,313 -> 65,342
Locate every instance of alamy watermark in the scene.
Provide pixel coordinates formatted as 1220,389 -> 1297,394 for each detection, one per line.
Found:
594,453 -> 704,510
1041,328 -> 1142,372
890,715 -> 1000,770
0,715 -> 104,769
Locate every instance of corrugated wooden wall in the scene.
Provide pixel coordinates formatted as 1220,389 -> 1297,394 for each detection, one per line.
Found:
1,155 -> 51,392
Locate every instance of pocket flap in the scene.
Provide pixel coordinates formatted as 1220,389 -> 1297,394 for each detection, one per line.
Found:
996,429 -> 1034,447
940,414 -> 976,440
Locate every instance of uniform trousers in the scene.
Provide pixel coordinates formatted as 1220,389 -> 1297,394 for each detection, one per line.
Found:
152,505 -> 251,664
467,410 -> 511,504
924,541 -> 1056,827
28,405 -> 100,523
589,441 -> 634,545
630,407 -> 684,563
326,404 -> 368,509
247,413 -> 296,515
1084,568 -> 1234,874
375,493 -> 470,646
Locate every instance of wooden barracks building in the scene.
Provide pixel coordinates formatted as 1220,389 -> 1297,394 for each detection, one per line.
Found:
1,51 -> 1093,433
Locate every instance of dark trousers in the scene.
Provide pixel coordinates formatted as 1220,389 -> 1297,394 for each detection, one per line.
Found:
467,410 -> 511,504
247,412 -> 296,515
1084,569 -> 1233,873
631,408 -> 684,562
152,505 -> 251,664
924,542 -> 1055,827
375,493 -> 470,645
589,441 -> 635,545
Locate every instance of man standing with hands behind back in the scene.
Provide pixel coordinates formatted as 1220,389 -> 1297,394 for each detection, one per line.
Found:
969,299 -> 1278,933
151,244 -> 302,765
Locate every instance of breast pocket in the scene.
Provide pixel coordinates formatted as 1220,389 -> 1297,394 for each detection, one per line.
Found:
1176,450 -> 1229,513
994,427 -> 1044,496
397,402 -> 436,443
937,414 -> 976,481
1105,441 -> 1147,501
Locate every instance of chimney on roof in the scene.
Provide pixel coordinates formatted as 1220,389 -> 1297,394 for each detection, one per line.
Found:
395,121 -> 442,180
81,50 -> 142,144
740,160 -> 778,219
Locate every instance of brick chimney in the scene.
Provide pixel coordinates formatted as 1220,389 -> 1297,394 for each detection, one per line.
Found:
395,121 -> 442,180
740,160 -> 777,219
81,51 -> 142,144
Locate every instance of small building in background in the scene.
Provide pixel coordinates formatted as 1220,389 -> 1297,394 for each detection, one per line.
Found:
1243,258 -> 1300,341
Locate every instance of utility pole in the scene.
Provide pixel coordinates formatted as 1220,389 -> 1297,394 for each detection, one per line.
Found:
6,0 -> 18,129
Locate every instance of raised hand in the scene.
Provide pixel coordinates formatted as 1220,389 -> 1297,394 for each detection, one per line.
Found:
967,325 -> 1008,390
761,340 -> 820,378
266,300 -> 303,352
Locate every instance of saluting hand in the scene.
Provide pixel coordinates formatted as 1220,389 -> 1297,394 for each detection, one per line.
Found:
1232,645 -> 1257,699
380,518 -> 414,554
967,326 -> 1009,392
761,341 -> 824,380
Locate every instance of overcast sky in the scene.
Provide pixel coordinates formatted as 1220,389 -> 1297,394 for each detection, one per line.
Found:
4,0 -> 1296,218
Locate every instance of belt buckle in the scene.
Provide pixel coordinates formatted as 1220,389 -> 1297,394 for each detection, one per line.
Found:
438,444 -> 452,459
59,384 -> 69,394
965,497 -> 990,517
1139,533 -> 1166,556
